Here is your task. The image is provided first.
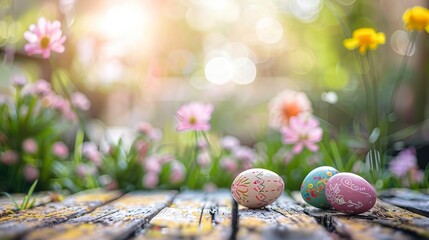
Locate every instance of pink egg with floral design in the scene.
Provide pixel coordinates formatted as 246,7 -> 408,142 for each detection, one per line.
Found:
325,172 -> 376,214
231,168 -> 284,209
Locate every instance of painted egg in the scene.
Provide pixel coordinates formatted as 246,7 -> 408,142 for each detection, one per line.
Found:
325,172 -> 376,214
231,168 -> 284,209
300,166 -> 339,209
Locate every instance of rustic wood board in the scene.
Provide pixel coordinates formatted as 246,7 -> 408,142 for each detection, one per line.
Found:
0,190 -> 121,239
0,192 -> 56,217
291,191 -> 426,240
139,190 -> 333,240
244,196 -> 332,240
137,191 -> 213,239
379,189 -> 429,217
24,191 -> 176,240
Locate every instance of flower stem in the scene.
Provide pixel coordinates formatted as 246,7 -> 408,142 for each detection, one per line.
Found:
358,54 -> 373,131
367,52 -> 379,131
390,31 -> 417,111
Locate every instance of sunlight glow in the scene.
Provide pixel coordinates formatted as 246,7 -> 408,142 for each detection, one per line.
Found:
99,2 -> 150,41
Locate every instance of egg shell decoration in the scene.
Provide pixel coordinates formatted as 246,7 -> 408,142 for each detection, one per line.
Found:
300,166 -> 339,209
231,168 -> 284,209
325,172 -> 376,214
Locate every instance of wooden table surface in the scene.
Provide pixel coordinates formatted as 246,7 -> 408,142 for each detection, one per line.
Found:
0,189 -> 428,240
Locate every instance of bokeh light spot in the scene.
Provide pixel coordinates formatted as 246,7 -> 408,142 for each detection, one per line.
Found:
205,57 -> 234,85
256,17 -> 284,44
232,58 -> 257,85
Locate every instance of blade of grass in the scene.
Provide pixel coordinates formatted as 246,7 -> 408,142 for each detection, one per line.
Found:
320,142 -> 335,167
21,179 -> 38,210
0,192 -> 20,210
74,130 -> 84,165
28,197 -> 37,209
330,140 -> 344,171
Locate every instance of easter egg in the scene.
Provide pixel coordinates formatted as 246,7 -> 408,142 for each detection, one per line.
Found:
231,168 -> 284,209
325,172 -> 376,214
300,166 -> 339,209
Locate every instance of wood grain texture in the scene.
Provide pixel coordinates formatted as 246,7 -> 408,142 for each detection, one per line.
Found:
0,190 -> 121,239
137,191 -> 212,239
206,192 -> 332,240
24,191 -> 175,240
380,188 -> 429,217
0,192 -> 55,217
292,191 -> 425,240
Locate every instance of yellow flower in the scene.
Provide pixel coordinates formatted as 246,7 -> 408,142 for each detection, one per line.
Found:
343,28 -> 386,55
403,6 -> 429,32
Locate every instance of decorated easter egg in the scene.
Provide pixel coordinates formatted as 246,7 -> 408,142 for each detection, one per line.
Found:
300,166 -> 339,209
231,168 -> 284,209
325,172 -> 376,214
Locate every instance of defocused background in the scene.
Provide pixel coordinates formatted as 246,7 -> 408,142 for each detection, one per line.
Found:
1,0 -> 428,143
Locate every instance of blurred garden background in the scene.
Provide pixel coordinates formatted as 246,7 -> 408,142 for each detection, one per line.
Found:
1,0 -> 429,194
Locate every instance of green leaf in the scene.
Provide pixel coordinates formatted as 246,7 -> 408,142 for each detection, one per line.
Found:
74,130 -> 84,165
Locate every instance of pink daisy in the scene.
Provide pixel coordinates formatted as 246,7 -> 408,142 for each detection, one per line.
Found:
24,17 -> 66,58
269,89 -> 312,128
281,114 -> 323,154
176,102 -> 214,131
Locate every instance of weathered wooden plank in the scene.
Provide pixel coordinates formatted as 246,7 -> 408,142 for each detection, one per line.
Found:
0,192 -> 56,217
0,190 -> 121,239
24,191 -> 176,240
380,189 -> 429,217
204,191 -> 332,240
292,191 -> 426,240
140,190 -> 332,240
246,196 -> 332,240
139,191 -> 213,239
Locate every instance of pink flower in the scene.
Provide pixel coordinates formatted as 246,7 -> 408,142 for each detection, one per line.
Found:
24,17 -> 66,58
281,114 -> 323,154
233,146 -> 256,164
71,92 -> 90,111
197,138 -> 208,149
1,150 -> 19,165
389,147 -> 418,177
23,138 -> 38,154
32,79 -> 52,96
221,135 -> 240,151
52,142 -> 69,158
149,128 -> 163,141
23,165 -> 39,182
170,161 -> 186,184
76,163 -> 97,177
143,172 -> 159,188
197,151 -> 211,167
135,140 -> 149,159
137,122 -> 163,141
12,75 -> 28,88
176,102 -> 214,131
220,157 -> 238,174
269,89 -> 312,128
137,122 -> 153,135
144,156 -> 162,173
82,142 -> 102,166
